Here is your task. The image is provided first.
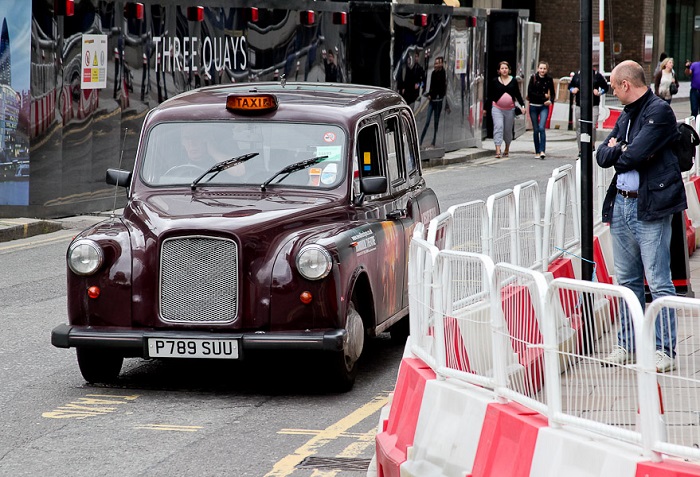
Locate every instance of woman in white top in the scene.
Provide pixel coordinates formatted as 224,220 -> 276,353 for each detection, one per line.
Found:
654,57 -> 679,104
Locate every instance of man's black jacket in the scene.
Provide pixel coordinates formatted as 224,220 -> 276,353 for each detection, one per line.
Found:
596,89 -> 687,222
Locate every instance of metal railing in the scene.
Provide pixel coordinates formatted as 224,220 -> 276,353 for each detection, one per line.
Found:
410,139 -> 700,462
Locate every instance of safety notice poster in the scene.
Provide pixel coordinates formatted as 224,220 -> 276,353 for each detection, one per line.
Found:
455,36 -> 467,74
81,34 -> 108,89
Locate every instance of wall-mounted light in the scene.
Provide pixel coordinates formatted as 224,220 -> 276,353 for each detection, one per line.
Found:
54,0 -> 74,16
248,7 -> 259,23
332,12 -> 347,25
300,10 -> 315,26
187,6 -> 204,22
124,2 -> 144,20
414,14 -> 428,27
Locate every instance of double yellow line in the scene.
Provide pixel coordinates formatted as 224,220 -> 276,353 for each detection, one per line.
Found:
264,393 -> 390,477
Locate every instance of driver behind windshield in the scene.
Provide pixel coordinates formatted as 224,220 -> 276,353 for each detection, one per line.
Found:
179,124 -> 246,177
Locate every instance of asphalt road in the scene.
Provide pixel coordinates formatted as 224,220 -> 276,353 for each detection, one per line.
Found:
0,133 -> 580,476
425,127 -> 580,209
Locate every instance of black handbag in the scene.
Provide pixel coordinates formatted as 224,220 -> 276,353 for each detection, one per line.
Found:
670,82 -> 679,95
514,106 -> 523,116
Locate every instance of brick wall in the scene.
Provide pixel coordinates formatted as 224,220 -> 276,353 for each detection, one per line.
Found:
537,0 -> 655,79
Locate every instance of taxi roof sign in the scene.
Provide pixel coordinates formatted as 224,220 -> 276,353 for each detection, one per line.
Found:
226,93 -> 278,114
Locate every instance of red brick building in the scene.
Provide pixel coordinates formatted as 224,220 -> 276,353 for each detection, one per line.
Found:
467,0 -> 695,80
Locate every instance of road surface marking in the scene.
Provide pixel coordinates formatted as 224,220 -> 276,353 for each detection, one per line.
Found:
134,424 -> 202,432
307,429 -> 378,477
264,393 -> 389,477
43,394 -> 139,420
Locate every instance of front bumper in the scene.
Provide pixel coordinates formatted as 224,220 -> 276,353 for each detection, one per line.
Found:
51,323 -> 347,357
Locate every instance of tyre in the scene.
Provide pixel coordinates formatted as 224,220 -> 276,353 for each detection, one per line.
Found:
326,301 -> 364,392
76,348 -> 124,384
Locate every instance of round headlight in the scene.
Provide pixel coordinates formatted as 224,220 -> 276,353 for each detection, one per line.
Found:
296,244 -> 332,280
67,239 -> 104,276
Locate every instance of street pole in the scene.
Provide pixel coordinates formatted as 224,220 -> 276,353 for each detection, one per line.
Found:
581,0 -> 594,281
599,0 -> 605,74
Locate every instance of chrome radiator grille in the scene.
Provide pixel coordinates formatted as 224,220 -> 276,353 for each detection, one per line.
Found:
160,236 -> 238,323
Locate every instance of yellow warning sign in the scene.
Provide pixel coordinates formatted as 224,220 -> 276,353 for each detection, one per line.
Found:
81,34 -> 108,89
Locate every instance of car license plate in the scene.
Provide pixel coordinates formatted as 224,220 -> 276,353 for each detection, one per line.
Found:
147,338 -> 239,359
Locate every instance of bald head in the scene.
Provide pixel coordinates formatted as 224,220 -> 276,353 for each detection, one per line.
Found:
612,60 -> 646,87
610,60 -> 649,105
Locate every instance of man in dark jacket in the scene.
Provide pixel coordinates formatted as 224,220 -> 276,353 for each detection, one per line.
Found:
420,56 -> 448,148
596,60 -> 686,372
570,67 -> 609,155
324,50 -> 340,83
399,51 -> 425,108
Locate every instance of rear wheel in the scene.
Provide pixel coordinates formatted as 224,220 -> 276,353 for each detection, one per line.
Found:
326,301 -> 364,392
76,348 -> 124,384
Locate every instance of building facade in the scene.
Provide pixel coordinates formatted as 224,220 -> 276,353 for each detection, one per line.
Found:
492,0 -> 695,80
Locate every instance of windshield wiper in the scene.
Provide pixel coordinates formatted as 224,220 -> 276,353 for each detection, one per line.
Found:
260,156 -> 328,191
190,152 -> 259,190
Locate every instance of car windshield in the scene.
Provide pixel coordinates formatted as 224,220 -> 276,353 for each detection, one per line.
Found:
140,121 -> 346,188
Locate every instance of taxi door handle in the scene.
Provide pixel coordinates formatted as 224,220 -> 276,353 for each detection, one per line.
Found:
387,208 -> 407,220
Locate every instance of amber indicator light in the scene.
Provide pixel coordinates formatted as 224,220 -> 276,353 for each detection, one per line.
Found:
226,94 -> 278,114
300,291 -> 313,304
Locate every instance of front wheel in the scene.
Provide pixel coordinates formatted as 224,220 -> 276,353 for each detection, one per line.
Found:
76,348 -> 124,384
325,301 -> 364,392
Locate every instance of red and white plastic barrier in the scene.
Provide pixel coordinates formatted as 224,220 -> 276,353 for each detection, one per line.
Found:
30,88 -> 56,138
375,357 -> 435,477
374,354 -> 700,477
400,378 -> 493,477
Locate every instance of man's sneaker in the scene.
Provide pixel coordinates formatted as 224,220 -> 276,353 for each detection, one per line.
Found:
602,345 -> 635,366
655,350 -> 676,373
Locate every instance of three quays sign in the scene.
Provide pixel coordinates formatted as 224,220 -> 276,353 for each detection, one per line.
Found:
153,35 -> 248,73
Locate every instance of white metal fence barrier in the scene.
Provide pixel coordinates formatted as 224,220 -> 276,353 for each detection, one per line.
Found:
407,242 -> 700,462
406,127 -> 700,461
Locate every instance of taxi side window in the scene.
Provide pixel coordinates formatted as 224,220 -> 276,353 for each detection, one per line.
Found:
400,111 -> 418,176
357,124 -> 382,178
384,116 -> 405,185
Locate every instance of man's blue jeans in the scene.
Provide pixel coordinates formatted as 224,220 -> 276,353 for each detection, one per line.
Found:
421,99 -> 444,146
529,104 -> 549,153
691,87 -> 700,118
610,194 -> 677,356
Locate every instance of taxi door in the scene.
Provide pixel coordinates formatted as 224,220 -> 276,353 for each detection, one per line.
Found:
381,112 -> 418,312
353,115 -> 407,323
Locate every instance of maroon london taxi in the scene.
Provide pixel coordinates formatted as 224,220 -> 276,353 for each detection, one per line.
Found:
51,82 -> 440,391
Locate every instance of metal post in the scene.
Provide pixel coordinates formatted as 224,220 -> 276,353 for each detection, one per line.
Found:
599,0 -> 605,74
568,72 -> 575,130
581,0 -> 594,281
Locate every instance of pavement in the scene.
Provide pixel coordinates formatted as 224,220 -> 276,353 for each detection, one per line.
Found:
0,82 -> 694,244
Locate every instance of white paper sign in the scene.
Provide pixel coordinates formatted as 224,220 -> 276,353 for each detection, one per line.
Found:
455,37 -> 467,74
81,34 -> 108,89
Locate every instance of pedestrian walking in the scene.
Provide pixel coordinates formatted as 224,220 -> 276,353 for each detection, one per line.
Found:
596,60 -> 686,373
420,56 -> 448,148
399,51 -> 425,109
654,57 -> 679,104
685,58 -> 700,117
488,61 -> 525,158
527,61 -> 556,159
570,66 -> 609,156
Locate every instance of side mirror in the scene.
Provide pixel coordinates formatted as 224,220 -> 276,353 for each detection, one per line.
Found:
360,176 -> 388,195
106,168 -> 132,187
354,176 -> 388,206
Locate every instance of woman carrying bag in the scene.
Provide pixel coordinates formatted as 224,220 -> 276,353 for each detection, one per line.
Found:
654,57 -> 679,104
489,61 -> 525,158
